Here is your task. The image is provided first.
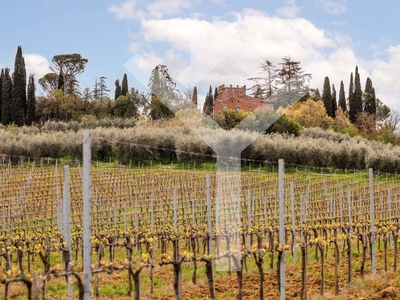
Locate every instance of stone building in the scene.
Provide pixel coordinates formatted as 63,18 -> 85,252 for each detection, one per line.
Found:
213,84 -> 274,115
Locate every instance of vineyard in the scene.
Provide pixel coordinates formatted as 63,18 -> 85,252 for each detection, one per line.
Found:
0,157 -> 400,299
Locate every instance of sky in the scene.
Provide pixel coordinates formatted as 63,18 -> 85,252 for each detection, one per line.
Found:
1,0 -> 400,110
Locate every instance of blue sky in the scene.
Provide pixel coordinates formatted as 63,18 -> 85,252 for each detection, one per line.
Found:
1,0 -> 400,109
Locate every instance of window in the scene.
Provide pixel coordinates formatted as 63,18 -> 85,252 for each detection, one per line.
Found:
236,106 -> 240,113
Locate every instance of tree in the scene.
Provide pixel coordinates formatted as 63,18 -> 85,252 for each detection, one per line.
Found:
26,74 -> 36,125
312,88 -> 321,100
111,87 -> 146,118
121,74 -> 129,96
98,76 -> 110,98
203,85 -> 214,116
115,79 -> 122,100
39,89 -> 85,121
331,84 -> 337,118
376,98 -> 390,122
331,107 -> 358,136
1,68 -> 12,125
38,73 -> 58,92
192,86 -> 198,106
285,98 -> 333,129
248,60 -> 279,99
349,67 -> 362,124
363,77 -> 376,115
148,65 -> 177,119
92,78 -> 100,99
0,69 -> 3,116
83,87 -> 92,102
322,76 -> 333,117
12,46 -> 27,126
275,56 -> 312,108
214,86 -> 218,100
57,71 -> 64,92
338,80 -> 346,112
50,54 -> 88,95
348,72 -> 355,122
354,66 -> 363,120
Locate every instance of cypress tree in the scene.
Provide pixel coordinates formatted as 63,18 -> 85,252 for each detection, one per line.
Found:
338,80 -> 346,112
322,77 -> 333,117
331,84 -> 337,118
192,86 -> 198,106
115,79 -> 122,100
353,66 -> 363,122
12,46 -> 27,126
0,69 -> 3,116
364,77 -> 376,115
203,86 -> 214,115
27,74 -> 36,125
2,68 -> 12,125
313,88 -> 321,100
121,73 -> 128,96
348,72 -> 355,123
57,71 -> 64,92
214,86 -> 218,100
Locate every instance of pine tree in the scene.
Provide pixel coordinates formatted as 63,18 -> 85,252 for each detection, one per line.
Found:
322,77 -> 333,117
121,73 -> 128,96
57,71 -> 64,92
115,79 -> 122,100
12,46 -> 27,126
1,68 -> 12,125
331,84 -> 337,118
364,77 -> 376,115
192,86 -> 198,106
338,80 -> 346,112
26,74 -> 36,125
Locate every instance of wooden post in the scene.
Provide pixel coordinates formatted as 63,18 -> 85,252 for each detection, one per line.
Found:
83,131 -> 92,300
278,159 -> 286,299
290,181 -> 296,263
63,165 -> 73,299
369,168 -> 376,277
206,174 -> 213,255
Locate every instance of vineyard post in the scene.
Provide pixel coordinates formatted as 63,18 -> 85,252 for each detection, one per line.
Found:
369,168 -> 376,277
278,159 -> 286,300
347,186 -> 352,283
290,181 -> 295,263
247,190 -> 251,251
83,130 -> 92,300
388,189 -> 392,246
63,165 -> 73,299
206,174 -> 213,255
173,187 -> 178,258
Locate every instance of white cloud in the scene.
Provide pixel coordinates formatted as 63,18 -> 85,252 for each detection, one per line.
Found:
146,0 -> 191,19
121,7 -> 400,112
276,0 -> 300,18
131,8 -> 337,96
108,0 -> 137,20
211,0 -> 228,4
109,0 -> 191,21
331,20 -> 346,25
128,42 -> 142,53
314,0 -> 347,15
24,53 -> 52,79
